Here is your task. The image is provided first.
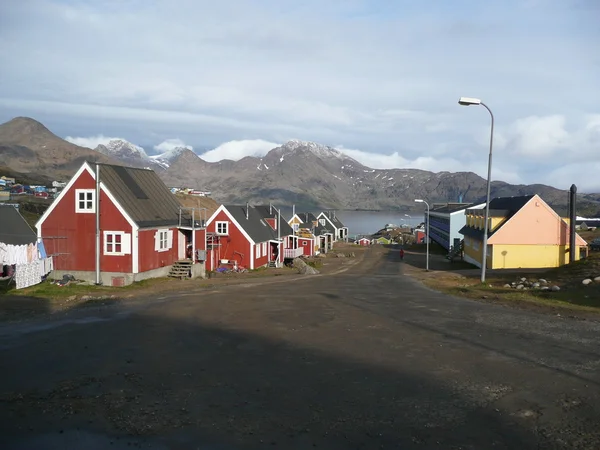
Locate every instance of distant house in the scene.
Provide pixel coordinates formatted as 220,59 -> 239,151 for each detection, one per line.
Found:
357,237 -> 370,246
317,211 -> 348,241
459,194 -> 587,269
1,204 -> 52,289
288,212 -> 319,256
204,204 -> 293,272
37,162 -> 207,286
427,202 -> 484,251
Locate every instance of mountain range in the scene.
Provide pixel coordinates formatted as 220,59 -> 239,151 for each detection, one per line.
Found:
1,116 -> 599,215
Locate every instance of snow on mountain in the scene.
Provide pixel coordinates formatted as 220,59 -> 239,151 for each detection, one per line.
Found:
94,139 -> 148,160
280,139 -> 345,159
149,146 -> 191,169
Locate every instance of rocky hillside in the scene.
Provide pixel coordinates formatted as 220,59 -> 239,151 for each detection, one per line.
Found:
1,117 -> 599,214
162,140 -> 600,214
0,117 -> 117,182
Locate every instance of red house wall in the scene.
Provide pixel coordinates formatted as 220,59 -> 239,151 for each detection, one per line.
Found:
206,210 -> 252,271
138,227 -> 180,273
298,237 -> 313,256
41,169 -> 132,273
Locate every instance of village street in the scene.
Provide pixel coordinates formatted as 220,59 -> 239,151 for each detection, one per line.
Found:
1,247 -> 600,449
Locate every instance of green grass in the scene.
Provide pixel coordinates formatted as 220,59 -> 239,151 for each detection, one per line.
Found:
1,277 -> 172,300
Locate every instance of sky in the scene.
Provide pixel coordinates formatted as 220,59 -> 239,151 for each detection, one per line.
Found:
1,0 -> 599,191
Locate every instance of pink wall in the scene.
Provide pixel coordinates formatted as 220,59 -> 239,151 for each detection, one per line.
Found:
489,196 -> 586,246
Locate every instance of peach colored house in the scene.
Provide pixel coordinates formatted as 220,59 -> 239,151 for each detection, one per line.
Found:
459,194 -> 587,269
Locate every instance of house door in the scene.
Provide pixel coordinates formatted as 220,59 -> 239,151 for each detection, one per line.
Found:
178,230 -> 186,260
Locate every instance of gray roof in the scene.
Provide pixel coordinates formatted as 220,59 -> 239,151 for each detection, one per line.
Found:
295,212 -> 333,235
320,211 -> 346,228
97,163 -> 182,228
0,205 -> 37,245
224,204 -> 291,243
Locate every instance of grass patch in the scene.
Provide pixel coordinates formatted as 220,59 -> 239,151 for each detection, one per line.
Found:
406,250 -> 600,315
1,277 -> 173,300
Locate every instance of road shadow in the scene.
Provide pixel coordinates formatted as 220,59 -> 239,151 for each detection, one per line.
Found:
0,312 -> 545,449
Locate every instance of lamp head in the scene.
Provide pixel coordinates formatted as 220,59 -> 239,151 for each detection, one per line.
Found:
458,96 -> 482,106
414,199 -> 424,203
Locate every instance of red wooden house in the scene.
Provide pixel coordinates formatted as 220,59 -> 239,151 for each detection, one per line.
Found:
36,162 -> 207,286
357,237 -> 370,246
205,204 -> 296,271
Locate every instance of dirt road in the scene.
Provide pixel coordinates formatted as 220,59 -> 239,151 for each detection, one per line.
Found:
1,246 -> 600,449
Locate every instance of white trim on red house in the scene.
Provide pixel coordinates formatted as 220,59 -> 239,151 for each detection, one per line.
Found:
36,162 -> 94,232
205,205 -> 255,245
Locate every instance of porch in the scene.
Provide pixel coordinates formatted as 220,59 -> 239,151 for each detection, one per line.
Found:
283,247 -> 304,259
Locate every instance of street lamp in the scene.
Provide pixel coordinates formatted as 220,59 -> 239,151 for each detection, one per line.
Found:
458,96 -> 494,284
414,199 -> 429,271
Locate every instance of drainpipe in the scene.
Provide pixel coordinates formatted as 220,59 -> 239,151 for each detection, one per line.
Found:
277,207 -> 281,267
192,208 -> 196,263
569,184 -> 577,263
95,163 -> 101,285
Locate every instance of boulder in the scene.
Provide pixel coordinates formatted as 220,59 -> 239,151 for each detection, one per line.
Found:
551,285 -> 561,292
516,284 -> 524,290
594,276 -> 600,282
293,258 -> 320,275
520,277 -> 527,282
532,282 -> 540,289
503,284 -> 512,288
539,279 -> 548,284
336,253 -> 346,258
541,286 -> 550,291
582,278 -> 593,285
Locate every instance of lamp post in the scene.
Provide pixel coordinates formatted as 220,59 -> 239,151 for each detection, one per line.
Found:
414,199 -> 429,271
458,97 -> 494,284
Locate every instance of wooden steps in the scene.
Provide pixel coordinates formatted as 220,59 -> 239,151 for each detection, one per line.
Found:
168,260 -> 193,279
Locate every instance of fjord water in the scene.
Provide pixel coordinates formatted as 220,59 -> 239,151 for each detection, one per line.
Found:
280,209 -> 424,236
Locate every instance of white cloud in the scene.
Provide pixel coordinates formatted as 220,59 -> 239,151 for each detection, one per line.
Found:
200,139 -> 280,162
64,134 -> 122,149
0,0 -> 598,191
154,138 -> 192,153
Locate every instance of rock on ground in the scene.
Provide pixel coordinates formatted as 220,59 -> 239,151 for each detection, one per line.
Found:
293,258 -> 320,275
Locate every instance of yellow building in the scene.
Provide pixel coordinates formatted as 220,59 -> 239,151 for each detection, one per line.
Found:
460,194 -> 587,269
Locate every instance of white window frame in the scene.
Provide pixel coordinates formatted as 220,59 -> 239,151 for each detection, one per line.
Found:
293,223 -> 299,232
75,189 -> 95,213
103,231 -> 131,255
256,243 -> 261,258
262,242 -> 267,255
319,218 -> 326,226
159,230 -> 168,250
216,221 -> 229,235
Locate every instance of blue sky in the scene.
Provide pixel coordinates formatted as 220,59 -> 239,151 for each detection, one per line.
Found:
1,0 -> 599,191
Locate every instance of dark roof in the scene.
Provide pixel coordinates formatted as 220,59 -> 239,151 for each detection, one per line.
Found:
320,211 -> 346,228
431,203 -> 474,214
252,205 -> 294,236
0,205 -> 37,245
489,195 -> 534,211
296,212 -> 318,227
97,163 -> 182,228
224,205 -> 292,243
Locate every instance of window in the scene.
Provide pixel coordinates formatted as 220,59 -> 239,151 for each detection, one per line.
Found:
319,219 -> 326,226
216,221 -> 229,235
256,243 -> 261,258
302,241 -> 307,246
75,189 -> 95,213
473,239 -> 480,251
154,229 -> 173,252
293,223 -> 299,232
104,231 -> 131,255
262,242 -> 267,255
